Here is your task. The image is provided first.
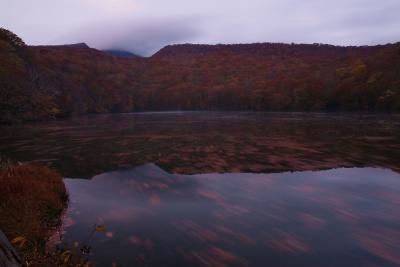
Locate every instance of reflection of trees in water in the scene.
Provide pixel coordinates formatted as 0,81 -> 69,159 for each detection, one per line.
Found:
0,113 -> 399,177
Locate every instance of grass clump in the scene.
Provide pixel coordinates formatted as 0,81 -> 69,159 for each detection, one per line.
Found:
0,156 -> 88,266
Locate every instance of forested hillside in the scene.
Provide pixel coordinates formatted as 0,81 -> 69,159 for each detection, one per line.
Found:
1,28 -> 400,122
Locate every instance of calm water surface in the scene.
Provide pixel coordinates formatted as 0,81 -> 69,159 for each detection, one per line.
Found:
1,112 -> 400,266
61,165 -> 400,267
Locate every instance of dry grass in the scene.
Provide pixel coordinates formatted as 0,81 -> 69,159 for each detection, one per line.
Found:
0,157 -> 84,266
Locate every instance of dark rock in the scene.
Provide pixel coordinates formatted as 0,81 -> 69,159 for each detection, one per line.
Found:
0,230 -> 22,267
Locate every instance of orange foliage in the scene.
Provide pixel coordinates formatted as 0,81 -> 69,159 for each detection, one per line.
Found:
1,28 -> 400,122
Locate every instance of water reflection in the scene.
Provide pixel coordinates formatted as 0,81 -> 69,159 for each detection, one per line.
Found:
0,112 -> 399,177
62,164 -> 400,267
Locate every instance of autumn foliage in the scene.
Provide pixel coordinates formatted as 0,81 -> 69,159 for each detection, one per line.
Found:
0,156 -> 68,265
0,160 -> 67,244
1,28 -> 400,122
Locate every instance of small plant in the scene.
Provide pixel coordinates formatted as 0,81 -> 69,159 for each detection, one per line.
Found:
0,153 -> 13,171
11,234 -> 91,267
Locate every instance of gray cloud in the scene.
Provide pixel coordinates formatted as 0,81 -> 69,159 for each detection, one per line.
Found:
119,19 -> 201,55
57,16 -> 204,56
1,0 -> 400,56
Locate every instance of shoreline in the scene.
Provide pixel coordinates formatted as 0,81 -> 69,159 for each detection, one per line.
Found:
1,110 -> 400,126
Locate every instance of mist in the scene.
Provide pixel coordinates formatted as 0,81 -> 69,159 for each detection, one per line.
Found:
1,0 -> 400,56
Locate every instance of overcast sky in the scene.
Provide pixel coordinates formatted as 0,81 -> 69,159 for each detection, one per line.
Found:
1,0 -> 400,56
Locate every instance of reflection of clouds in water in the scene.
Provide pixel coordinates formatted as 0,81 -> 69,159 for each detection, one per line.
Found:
62,165 -> 400,266
297,213 -> 325,229
129,236 -> 155,250
105,231 -> 114,238
356,228 -> 400,265
180,246 -> 248,267
267,231 -> 312,254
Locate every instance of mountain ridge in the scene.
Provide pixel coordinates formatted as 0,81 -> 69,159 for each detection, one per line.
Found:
103,49 -> 140,58
1,27 -> 399,123
32,42 -> 90,49
31,41 -> 400,58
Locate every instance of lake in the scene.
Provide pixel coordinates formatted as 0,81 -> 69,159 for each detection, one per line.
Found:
1,112 -> 400,266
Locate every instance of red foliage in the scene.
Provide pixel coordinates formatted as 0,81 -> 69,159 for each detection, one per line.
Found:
1,28 -> 400,122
